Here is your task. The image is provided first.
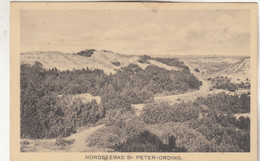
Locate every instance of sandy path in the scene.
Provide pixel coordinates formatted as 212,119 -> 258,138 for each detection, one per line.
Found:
154,60 -> 210,104
132,60 -> 212,115
67,124 -> 105,152
21,124 -> 105,152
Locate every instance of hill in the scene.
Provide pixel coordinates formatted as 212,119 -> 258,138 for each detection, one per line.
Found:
21,50 -> 182,75
177,56 -> 250,83
219,57 -> 250,83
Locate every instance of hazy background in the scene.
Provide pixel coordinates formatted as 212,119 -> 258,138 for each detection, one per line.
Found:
21,9 -> 250,56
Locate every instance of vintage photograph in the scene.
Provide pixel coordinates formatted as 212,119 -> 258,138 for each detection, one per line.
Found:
10,2 -> 257,161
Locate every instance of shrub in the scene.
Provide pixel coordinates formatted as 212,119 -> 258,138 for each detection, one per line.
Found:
87,117 -> 145,148
210,76 -> 250,91
111,61 -> 120,66
138,55 -> 151,63
55,137 -> 75,146
113,129 -> 187,152
235,116 -> 250,130
194,68 -> 200,72
151,57 -> 190,70
195,92 -> 250,113
76,49 -> 96,57
141,102 -> 199,124
21,140 -> 30,145
20,61 -> 201,139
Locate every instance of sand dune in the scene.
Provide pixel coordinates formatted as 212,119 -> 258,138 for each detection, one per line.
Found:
21,50 -> 181,75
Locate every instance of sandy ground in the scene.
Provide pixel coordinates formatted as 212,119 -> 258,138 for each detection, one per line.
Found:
234,113 -> 250,119
21,51 -> 181,75
71,93 -> 101,104
66,124 -> 105,152
21,124 -> 105,152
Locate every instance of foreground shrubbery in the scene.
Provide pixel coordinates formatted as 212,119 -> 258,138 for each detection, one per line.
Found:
21,94 -> 105,139
141,102 -> 199,124
141,92 -> 250,152
146,123 -> 215,152
87,113 -> 145,148
86,92 -> 250,152
189,113 -> 250,152
87,113 -> 188,152
114,130 -> 187,152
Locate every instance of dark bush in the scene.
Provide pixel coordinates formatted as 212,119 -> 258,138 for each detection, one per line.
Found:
112,61 -> 120,66
141,102 -> 199,124
113,130 -> 186,152
138,55 -> 151,63
151,57 -> 190,70
194,68 -> 200,72
76,49 -> 96,57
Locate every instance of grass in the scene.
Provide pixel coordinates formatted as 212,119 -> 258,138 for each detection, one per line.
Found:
20,139 -> 72,152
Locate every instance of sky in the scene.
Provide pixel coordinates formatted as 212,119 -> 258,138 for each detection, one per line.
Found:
21,9 -> 250,56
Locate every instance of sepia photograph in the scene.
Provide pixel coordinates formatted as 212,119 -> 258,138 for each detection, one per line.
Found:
10,2 -> 257,161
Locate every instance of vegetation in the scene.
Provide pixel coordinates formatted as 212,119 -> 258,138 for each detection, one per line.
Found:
209,76 -> 250,91
20,63 -> 105,139
138,55 -> 151,64
76,49 -> 96,57
151,57 -> 190,70
87,92 -> 250,152
138,55 -> 190,70
195,92 -> 250,114
111,61 -> 120,66
87,113 -> 144,148
21,59 -> 200,139
20,56 -> 250,152
140,92 -> 250,152
55,137 -> 75,146
194,68 -> 200,72
114,130 -> 187,152
141,102 -> 199,124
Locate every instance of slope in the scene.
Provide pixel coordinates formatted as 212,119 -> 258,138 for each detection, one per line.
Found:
21,50 -> 182,75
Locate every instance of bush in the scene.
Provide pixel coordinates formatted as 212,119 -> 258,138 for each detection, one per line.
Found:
112,61 -> 120,66
138,55 -> 151,63
21,140 -> 30,145
55,137 -> 75,146
113,130 -> 187,152
76,49 -> 96,57
210,76 -> 250,91
235,116 -> 250,130
87,116 -> 145,148
194,68 -> 200,72
195,92 -> 250,113
141,102 -> 199,124
113,130 -> 165,152
151,57 -> 190,70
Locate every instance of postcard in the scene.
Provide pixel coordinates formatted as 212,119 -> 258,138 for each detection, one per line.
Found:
10,2 -> 257,161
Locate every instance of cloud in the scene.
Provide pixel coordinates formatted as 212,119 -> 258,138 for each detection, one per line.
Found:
21,10 -> 250,56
